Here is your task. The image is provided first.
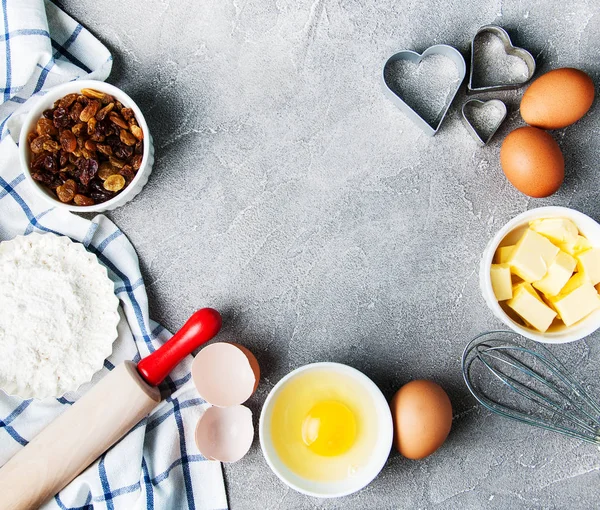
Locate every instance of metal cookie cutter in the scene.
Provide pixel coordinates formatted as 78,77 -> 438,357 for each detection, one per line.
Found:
461,98 -> 508,146
382,44 -> 466,137
468,25 -> 536,93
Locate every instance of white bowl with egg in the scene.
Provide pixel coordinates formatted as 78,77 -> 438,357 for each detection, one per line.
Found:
480,206 -> 600,344
259,362 -> 393,498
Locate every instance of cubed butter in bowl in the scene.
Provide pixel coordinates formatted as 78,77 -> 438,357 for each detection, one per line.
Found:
480,207 -> 600,344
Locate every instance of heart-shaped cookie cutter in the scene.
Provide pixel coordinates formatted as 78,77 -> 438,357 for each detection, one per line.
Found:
468,25 -> 536,93
382,44 -> 466,137
461,98 -> 508,146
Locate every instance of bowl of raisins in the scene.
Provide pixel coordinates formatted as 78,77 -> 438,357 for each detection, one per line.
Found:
19,80 -> 154,212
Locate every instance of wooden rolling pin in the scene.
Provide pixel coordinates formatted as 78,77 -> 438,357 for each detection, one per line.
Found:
0,308 -> 222,510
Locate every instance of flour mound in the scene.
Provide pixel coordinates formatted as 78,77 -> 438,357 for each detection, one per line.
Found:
0,233 -> 119,398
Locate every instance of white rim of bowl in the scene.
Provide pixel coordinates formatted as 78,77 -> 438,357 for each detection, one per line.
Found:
258,362 -> 393,498
482,206 -> 600,344
19,80 -> 150,213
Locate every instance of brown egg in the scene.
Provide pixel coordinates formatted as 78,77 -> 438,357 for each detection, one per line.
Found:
521,68 -> 595,129
500,127 -> 564,198
390,380 -> 453,460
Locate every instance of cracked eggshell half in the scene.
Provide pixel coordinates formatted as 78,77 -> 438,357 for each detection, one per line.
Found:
192,342 -> 260,407
195,405 -> 254,462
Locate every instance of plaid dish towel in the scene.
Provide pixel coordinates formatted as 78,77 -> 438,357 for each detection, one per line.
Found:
0,1 -> 228,509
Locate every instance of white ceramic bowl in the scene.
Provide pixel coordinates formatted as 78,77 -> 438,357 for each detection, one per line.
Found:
19,80 -> 154,212
259,362 -> 393,498
480,206 -> 600,344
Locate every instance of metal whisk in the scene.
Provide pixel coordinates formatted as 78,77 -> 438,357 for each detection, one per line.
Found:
462,331 -> 600,444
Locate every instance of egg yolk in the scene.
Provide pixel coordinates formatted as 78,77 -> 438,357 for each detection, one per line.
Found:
301,400 -> 357,456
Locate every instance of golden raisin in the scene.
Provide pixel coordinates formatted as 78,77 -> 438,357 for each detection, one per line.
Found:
131,154 -> 143,170
98,162 -> 118,180
30,135 -> 51,154
59,130 -> 77,153
103,174 -> 126,192
119,129 -> 137,146
81,88 -> 107,101
73,194 -> 95,206
109,111 -> 128,129
56,179 -> 77,203
121,108 -> 134,121
79,99 -> 100,122
87,116 -> 97,135
130,124 -> 144,141
71,122 -> 85,137
58,93 -> 78,109
84,140 -> 97,152
97,144 -> 112,157
109,156 -> 125,168
96,102 -> 114,121
36,118 -> 58,136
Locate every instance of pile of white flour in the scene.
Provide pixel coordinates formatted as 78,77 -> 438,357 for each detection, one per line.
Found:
0,233 -> 119,398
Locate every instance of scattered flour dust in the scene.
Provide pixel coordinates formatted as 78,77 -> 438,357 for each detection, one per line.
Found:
0,233 -> 119,398
385,54 -> 461,127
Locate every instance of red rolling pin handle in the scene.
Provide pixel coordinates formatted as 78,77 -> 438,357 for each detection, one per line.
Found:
137,308 -> 222,386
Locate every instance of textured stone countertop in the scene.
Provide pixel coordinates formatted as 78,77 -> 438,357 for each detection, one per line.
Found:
59,0 -> 600,508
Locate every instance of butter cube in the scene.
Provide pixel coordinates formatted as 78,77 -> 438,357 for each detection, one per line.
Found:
509,229 -> 560,282
576,249 -> 600,286
546,276 -> 600,327
494,245 -> 515,264
507,283 -> 557,332
529,218 -> 579,244
558,235 -> 591,257
490,264 -> 512,301
532,250 -> 577,297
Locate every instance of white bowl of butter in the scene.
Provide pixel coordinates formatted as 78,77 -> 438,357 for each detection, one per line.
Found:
259,362 -> 393,498
481,206 -> 600,344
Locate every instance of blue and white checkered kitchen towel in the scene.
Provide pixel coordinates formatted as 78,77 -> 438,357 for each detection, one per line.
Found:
0,1 -> 228,509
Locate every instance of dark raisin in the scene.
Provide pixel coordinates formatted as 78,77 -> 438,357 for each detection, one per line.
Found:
42,109 -> 54,119
53,107 -> 70,129
76,157 -> 98,186
114,143 -> 133,160
70,102 -> 84,122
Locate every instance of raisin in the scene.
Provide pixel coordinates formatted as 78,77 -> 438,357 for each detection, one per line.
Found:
113,143 -> 132,160
31,152 -> 49,170
58,93 -> 78,109
76,157 -> 98,186
36,118 -> 58,136
96,102 -> 114,121
73,194 -> 95,206
30,135 -> 51,154
130,124 -> 144,141
85,140 -> 97,152
121,108 -> 134,121
131,154 -> 143,171
119,165 -> 135,183
80,100 -> 100,122
26,131 -> 38,145
42,139 -> 61,153
59,130 -> 77,153
109,156 -> 125,169
53,107 -> 70,129
87,117 -> 97,135
109,111 -> 128,129
42,153 -> 58,173
103,174 -> 126,192
81,88 -> 108,101
70,102 -> 84,122
134,141 -> 143,155
56,179 -> 77,203
119,129 -> 137,146
59,150 -> 69,167
71,122 -> 85,137
97,144 -> 113,157
42,109 -> 54,119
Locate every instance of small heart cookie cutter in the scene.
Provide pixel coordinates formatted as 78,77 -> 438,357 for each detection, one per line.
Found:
468,25 -> 536,93
382,44 -> 466,137
461,98 -> 508,146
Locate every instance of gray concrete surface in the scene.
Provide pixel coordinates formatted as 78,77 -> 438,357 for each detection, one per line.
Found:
58,0 -> 600,508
